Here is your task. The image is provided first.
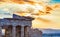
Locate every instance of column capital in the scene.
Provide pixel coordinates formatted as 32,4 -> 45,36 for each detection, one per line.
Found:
12,25 -> 16,27
0,24 -> 2,27
21,25 -> 25,27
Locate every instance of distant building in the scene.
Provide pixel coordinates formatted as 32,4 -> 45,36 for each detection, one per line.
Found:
0,14 -> 42,37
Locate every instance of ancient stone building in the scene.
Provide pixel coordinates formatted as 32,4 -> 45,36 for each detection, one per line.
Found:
0,14 -> 34,37
0,14 -> 42,37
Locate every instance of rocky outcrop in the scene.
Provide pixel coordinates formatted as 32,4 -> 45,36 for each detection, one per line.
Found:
30,28 -> 42,37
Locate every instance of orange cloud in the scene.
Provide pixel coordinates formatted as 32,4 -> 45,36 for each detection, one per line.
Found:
0,0 -> 60,29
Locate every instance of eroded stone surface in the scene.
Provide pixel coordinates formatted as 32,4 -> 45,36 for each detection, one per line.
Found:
0,14 -> 42,37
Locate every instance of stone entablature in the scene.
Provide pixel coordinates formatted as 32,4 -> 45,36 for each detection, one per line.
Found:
0,14 -> 34,26
0,19 -> 32,26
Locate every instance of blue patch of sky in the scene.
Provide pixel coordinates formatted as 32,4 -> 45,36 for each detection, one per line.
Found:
49,0 -> 60,4
0,9 -> 11,15
0,9 -> 13,18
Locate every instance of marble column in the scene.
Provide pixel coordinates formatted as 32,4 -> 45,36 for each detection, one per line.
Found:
0,26 -> 2,37
25,27 -> 29,37
12,26 -> 16,37
27,26 -> 31,37
21,26 -> 24,37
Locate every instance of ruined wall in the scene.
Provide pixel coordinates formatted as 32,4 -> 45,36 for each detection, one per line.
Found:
31,28 -> 42,37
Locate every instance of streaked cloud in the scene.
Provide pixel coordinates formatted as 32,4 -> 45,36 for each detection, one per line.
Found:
0,0 -> 60,29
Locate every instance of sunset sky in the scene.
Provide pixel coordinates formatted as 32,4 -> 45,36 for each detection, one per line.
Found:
0,0 -> 60,29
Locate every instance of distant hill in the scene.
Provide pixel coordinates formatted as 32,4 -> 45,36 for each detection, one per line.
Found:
39,29 -> 60,34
